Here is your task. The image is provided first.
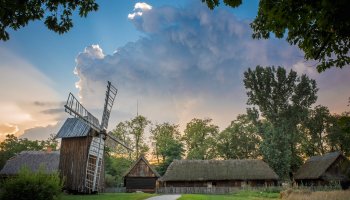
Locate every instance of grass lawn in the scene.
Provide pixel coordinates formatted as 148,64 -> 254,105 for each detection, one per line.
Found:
61,193 -> 158,200
178,191 -> 279,200
61,191 -> 279,200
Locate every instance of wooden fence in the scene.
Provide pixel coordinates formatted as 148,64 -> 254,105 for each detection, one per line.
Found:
104,187 -> 126,193
157,187 -> 240,194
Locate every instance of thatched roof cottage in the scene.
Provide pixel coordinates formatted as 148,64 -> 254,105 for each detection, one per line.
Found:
0,151 -> 59,177
158,159 -> 278,193
294,151 -> 350,189
123,156 -> 160,193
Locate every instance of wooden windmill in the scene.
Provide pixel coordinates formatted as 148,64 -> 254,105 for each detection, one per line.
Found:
56,81 -> 131,193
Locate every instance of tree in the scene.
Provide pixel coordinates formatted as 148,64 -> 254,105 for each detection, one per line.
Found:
104,156 -> 133,187
150,123 -> 184,175
328,112 -> 350,156
109,122 -> 133,159
300,105 -> 332,157
182,118 -> 219,160
127,115 -> 150,159
0,0 -> 98,41
203,0 -> 350,72
243,66 -> 318,179
217,114 -> 260,159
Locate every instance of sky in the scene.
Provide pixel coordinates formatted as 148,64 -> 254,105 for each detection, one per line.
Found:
0,0 -> 349,142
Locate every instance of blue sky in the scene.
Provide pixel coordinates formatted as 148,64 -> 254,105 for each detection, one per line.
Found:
0,0 -> 349,141
1,0 -> 258,95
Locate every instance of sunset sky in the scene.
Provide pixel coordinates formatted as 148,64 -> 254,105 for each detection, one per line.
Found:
0,0 -> 349,141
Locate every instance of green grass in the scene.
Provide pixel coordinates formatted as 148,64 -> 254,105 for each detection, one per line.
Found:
178,191 -> 279,200
61,193 -> 158,200
60,191 -> 279,200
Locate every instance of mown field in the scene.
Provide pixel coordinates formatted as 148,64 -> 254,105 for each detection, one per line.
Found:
178,191 -> 279,200
61,190 -> 350,200
61,192 -> 157,200
61,191 -> 279,200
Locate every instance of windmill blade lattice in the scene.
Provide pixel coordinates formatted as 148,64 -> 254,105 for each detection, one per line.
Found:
100,81 -> 117,130
64,93 -> 101,132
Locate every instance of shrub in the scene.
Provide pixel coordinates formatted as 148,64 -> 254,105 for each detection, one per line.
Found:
0,167 -> 63,200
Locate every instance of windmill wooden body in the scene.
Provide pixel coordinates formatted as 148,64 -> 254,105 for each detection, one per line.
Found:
56,81 -> 131,193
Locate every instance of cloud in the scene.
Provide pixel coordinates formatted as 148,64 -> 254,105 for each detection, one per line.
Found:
74,2 -> 350,131
128,2 -> 152,20
0,123 -> 19,140
20,122 -> 63,141
0,48 -> 62,139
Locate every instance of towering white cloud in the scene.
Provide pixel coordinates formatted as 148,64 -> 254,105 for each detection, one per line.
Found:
128,2 -> 152,20
74,2 -> 350,131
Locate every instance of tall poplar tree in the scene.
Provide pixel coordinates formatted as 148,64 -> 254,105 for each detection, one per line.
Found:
243,66 -> 318,179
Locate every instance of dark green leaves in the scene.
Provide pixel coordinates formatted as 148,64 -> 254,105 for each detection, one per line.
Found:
0,0 -> 98,40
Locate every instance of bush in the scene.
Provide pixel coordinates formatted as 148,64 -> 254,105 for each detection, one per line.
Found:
0,167 -> 63,200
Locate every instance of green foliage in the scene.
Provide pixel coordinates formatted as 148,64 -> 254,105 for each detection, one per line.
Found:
183,118 -> 219,160
104,156 -> 133,187
300,105 -> 332,157
0,167 -> 63,200
127,115 -> 150,159
328,112 -> 350,156
0,0 -> 98,41
217,114 -> 260,159
109,122 -> 133,159
202,0 -> 242,10
204,0 -> 350,71
110,115 -> 150,160
0,134 -> 58,169
244,66 -> 318,179
150,123 -> 184,175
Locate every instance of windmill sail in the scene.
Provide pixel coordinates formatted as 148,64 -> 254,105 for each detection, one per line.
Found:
64,93 -> 101,132
101,81 -> 117,130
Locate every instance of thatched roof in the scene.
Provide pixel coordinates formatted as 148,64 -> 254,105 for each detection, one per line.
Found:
294,151 -> 346,180
159,159 -> 278,181
124,155 -> 160,178
56,118 -> 92,138
0,151 -> 60,175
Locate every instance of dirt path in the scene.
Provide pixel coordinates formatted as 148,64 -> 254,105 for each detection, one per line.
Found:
146,194 -> 182,200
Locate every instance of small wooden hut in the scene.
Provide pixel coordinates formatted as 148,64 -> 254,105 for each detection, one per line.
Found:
294,151 -> 350,189
56,118 -> 104,193
0,151 -> 59,178
158,159 -> 278,193
123,156 -> 160,193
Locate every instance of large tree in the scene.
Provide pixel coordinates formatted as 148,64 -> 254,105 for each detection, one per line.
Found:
109,122 -> 133,159
182,118 -> 219,160
150,123 -> 183,163
300,105 -> 332,157
243,66 -> 318,179
150,123 -> 184,175
203,0 -> 350,72
0,0 -> 98,41
127,115 -> 150,159
217,114 -> 260,159
328,112 -> 350,156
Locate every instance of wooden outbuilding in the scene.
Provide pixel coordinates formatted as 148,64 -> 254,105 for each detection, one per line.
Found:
123,156 -> 160,193
56,118 -> 105,193
157,159 -> 278,193
294,151 -> 350,189
0,151 -> 59,178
